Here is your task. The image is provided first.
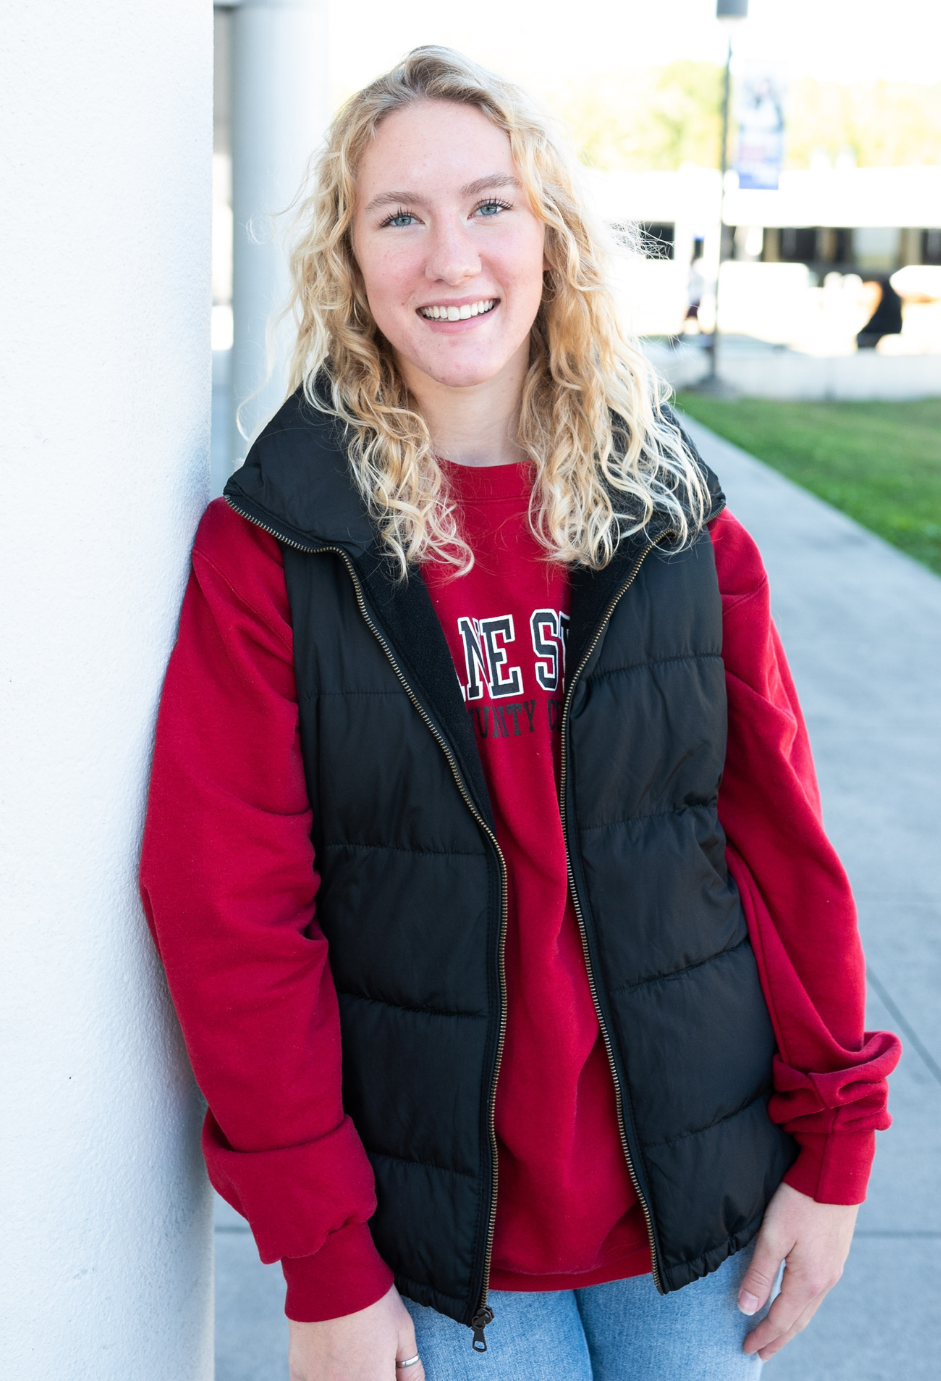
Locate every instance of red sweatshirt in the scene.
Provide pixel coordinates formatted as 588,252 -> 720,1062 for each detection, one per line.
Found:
140,469 -> 900,1323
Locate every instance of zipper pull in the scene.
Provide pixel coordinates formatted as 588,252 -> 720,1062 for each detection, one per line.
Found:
470,1304 -> 494,1352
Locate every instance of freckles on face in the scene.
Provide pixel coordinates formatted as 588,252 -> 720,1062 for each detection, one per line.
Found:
351,100 -> 547,389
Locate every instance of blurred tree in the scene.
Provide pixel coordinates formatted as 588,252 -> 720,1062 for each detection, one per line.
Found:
538,64 -> 941,171
649,62 -> 727,168
785,77 -> 941,168
544,63 -> 724,170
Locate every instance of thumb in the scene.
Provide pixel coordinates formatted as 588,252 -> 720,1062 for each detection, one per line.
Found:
738,1231 -> 787,1317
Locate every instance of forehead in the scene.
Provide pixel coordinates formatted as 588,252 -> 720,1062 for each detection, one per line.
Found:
356,100 -> 516,197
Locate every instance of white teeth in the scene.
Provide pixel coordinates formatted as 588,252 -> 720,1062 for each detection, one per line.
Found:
419,299 -> 495,321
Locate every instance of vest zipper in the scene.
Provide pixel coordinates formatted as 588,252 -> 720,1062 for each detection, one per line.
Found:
558,536 -> 668,1297
224,496 -> 507,1350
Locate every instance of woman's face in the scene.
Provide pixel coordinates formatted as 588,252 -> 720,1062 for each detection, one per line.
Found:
352,100 -> 547,391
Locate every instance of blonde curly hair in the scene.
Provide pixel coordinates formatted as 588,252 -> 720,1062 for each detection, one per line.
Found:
283,45 -> 709,576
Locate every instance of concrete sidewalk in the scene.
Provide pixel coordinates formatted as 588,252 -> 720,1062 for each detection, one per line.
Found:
684,417 -> 941,1381
215,1194 -> 287,1381
214,421 -> 941,1380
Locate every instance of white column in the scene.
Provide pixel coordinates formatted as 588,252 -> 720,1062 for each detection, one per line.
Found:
0,4 -> 214,1379
230,0 -> 330,460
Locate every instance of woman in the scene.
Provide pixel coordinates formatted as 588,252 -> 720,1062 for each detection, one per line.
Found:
141,47 -> 899,1381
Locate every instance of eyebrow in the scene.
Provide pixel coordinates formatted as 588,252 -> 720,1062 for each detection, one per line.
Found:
364,173 -> 520,215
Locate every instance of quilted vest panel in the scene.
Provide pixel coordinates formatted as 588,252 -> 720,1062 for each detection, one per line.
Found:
565,535 -> 796,1290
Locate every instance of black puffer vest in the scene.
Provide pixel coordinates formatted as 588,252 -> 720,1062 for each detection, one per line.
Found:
224,391 -> 796,1342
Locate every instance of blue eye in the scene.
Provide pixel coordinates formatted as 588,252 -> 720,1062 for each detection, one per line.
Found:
476,199 -> 509,217
382,209 -> 417,228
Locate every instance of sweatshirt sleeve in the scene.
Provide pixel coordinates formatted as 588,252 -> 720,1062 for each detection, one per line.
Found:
140,498 -> 393,1321
711,509 -> 901,1205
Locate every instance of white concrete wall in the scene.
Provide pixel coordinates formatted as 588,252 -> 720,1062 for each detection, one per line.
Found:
0,4 -> 214,1379
648,342 -> 941,400
231,0 -> 329,459
719,350 -> 941,400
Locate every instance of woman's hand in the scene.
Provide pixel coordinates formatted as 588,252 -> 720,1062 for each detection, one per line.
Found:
740,1181 -> 859,1361
288,1284 -> 425,1381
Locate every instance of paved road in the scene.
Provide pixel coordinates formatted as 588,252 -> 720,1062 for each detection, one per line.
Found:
215,419 -> 941,1380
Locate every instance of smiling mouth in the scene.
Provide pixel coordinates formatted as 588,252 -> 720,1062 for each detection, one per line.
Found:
418,298 -> 497,322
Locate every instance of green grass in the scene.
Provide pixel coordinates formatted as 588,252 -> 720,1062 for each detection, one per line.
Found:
674,395 -> 941,576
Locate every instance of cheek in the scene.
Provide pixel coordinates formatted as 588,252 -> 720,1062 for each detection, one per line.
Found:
355,238 -> 412,327
359,256 -> 394,320
501,226 -> 547,316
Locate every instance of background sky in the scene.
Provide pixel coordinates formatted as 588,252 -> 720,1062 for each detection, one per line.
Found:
330,0 -> 940,95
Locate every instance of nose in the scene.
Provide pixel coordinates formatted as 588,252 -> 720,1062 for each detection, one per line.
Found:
425,215 -> 481,286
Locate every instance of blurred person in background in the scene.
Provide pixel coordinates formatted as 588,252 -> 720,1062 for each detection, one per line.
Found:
141,47 -> 899,1381
685,253 -> 706,333
857,275 -> 904,349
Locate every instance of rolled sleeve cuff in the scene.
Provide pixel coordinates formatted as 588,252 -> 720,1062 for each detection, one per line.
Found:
783,1129 -> 876,1205
282,1221 -> 395,1323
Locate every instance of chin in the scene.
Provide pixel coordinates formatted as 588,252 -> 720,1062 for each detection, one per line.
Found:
429,365 -> 502,389
416,348 -> 510,391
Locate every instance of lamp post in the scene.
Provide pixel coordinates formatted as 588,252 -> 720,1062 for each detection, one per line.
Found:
706,0 -> 748,385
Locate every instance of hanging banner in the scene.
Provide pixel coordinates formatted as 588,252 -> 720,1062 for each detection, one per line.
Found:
734,62 -> 787,190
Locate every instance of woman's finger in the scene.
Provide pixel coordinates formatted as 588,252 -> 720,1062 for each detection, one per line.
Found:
755,1295 -> 826,1361
395,1308 -> 425,1381
394,1361 -> 426,1381
737,1228 -> 788,1316
743,1262 -> 835,1357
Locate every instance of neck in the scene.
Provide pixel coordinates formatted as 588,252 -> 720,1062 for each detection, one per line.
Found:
396,342 -> 529,468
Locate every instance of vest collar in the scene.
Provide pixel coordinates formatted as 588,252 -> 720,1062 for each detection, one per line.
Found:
224,388 -> 377,558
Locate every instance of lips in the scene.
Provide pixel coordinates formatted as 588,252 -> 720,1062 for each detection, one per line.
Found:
418,298 -> 497,321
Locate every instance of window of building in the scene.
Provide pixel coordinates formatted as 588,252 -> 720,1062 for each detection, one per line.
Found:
779,227 -> 818,263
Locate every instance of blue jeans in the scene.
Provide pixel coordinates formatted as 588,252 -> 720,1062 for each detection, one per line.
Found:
403,1248 -> 772,1380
